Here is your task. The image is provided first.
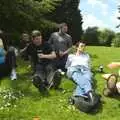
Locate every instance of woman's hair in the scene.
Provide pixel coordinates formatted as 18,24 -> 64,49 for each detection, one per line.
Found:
75,40 -> 86,47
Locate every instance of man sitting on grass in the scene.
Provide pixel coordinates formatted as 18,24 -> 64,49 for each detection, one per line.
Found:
24,30 -> 62,94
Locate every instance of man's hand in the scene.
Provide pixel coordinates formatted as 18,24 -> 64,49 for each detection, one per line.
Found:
59,51 -> 65,57
38,53 -> 46,59
38,52 -> 56,59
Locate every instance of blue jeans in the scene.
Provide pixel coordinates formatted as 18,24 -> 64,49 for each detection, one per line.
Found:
67,65 -> 92,97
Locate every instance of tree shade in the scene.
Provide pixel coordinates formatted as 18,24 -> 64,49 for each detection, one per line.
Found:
0,0 -> 83,45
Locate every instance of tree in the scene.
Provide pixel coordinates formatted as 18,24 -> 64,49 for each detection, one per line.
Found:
82,27 -> 100,45
0,0 -> 61,32
98,29 -> 115,46
0,0 -> 62,43
0,0 -> 83,44
50,0 -> 83,44
111,33 -> 120,47
116,5 -> 120,28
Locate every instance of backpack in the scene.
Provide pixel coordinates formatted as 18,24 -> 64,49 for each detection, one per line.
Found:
72,92 -> 101,113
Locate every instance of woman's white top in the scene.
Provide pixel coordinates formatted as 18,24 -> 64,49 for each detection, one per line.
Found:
65,53 -> 91,69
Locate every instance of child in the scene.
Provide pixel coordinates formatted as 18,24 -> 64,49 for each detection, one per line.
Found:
102,62 -> 120,96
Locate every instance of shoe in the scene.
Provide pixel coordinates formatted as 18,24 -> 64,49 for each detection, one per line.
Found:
57,69 -> 65,75
43,80 -> 49,87
33,75 -> 46,90
87,91 -> 94,103
48,70 -> 62,89
10,71 -> 17,80
68,97 -> 75,105
38,83 -> 47,94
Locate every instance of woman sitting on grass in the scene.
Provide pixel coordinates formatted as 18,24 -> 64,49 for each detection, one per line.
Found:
102,62 -> 120,96
65,41 -> 93,100
0,31 -> 17,80
65,41 -> 101,113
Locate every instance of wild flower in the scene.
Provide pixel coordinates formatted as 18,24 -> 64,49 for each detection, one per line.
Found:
0,88 -> 24,110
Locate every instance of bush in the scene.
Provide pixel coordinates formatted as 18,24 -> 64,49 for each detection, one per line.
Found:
111,35 -> 120,47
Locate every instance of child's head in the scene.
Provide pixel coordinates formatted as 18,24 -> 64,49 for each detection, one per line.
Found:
31,30 -> 42,46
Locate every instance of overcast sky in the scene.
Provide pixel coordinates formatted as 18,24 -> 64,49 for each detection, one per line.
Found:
79,0 -> 120,32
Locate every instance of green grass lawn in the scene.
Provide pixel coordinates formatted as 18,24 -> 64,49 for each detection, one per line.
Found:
0,46 -> 120,120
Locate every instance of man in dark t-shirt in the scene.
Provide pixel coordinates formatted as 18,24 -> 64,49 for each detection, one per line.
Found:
27,40 -> 54,66
26,30 -> 58,93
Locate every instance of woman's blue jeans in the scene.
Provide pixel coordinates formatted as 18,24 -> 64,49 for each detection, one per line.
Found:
67,66 -> 92,97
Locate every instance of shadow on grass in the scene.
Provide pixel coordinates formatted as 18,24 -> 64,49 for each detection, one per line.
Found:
73,95 -> 103,115
9,73 -> 32,90
92,67 -> 107,90
108,94 -> 120,101
91,68 -> 99,90
8,72 -> 51,100
89,98 -> 103,115
90,54 -> 99,59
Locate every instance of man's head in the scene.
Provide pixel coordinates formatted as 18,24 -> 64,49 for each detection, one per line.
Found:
59,23 -> 68,34
22,33 -> 29,42
31,30 -> 42,46
0,30 -> 3,34
0,30 -> 4,38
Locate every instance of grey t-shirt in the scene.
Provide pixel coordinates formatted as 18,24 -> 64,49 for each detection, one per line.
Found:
48,32 -> 72,52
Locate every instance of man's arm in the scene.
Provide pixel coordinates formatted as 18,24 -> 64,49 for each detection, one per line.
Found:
65,56 -> 71,69
48,33 -> 54,45
59,36 -> 72,57
38,51 -> 56,59
19,46 -> 28,54
59,48 -> 71,57
64,35 -> 72,54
